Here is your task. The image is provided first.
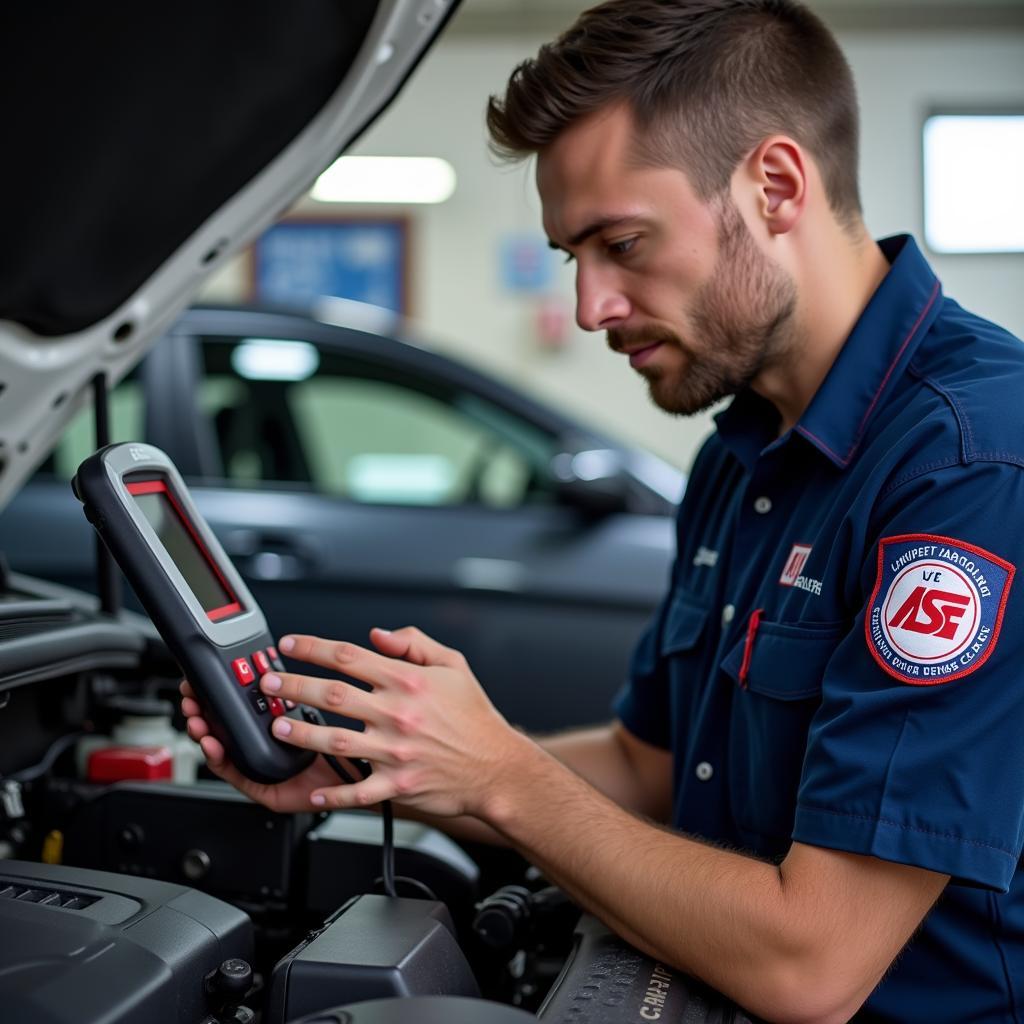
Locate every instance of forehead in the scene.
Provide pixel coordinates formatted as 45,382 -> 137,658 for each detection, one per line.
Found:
535,103 -> 707,243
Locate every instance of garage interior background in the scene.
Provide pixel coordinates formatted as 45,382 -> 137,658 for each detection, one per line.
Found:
201,0 -> 1024,473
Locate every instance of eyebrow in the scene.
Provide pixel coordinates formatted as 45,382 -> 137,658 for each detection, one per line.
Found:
547,216 -> 636,251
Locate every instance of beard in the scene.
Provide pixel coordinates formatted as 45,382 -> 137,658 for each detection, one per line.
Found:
608,199 -> 798,416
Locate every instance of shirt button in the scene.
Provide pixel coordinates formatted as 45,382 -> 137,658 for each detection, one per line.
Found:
754,496 -> 773,514
721,604 -> 735,626
695,761 -> 714,782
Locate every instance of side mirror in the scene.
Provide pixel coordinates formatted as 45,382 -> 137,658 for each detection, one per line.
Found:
549,447 -> 632,515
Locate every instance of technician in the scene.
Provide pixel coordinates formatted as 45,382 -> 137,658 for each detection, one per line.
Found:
182,1 -> 1024,1019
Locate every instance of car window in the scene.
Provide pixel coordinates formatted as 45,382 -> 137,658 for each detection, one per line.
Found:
197,337 -> 557,508
43,375 -> 145,479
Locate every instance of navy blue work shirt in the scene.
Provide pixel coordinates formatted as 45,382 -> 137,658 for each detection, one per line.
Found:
615,235 -> 1024,1021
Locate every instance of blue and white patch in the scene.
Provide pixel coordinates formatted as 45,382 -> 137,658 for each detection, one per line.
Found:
865,533 -> 1015,685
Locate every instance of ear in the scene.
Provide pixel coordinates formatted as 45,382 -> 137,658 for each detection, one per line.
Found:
746,136 -> 807,236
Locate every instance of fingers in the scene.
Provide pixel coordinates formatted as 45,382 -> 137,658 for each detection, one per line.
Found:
280,629 -> 464,681
197,735 -> 258,793
276,634 -> 413,691
267,714 -> 386,763
259,671 -> 379,720
310,774 -> 398,810
181,695 -> 202,719
369,626 -> 464,669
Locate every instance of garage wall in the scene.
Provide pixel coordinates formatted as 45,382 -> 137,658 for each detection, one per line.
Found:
202,25 -> 1024,473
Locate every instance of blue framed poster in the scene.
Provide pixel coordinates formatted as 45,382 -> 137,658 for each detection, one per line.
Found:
251,218 -> 409,313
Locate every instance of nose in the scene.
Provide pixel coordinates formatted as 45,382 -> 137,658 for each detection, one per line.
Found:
575,266 -> 630,332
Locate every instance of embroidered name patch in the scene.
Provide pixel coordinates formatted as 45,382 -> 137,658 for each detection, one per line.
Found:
866,533 -> 1014,685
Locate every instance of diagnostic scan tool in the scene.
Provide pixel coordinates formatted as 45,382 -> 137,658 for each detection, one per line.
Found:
73,442 -> 315,783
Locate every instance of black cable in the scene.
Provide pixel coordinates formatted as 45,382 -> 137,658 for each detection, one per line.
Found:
11,732 -> 87,783
305,706 -> 397,898
391,874 -> 438,901
380,800 -> 397,897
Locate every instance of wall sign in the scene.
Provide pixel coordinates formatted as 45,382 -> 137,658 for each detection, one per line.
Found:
251,219 -> 409,313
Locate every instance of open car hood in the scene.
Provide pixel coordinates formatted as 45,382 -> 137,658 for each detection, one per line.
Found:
0,0 -> 460,511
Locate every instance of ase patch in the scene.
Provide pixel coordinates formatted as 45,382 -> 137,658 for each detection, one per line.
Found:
865,533 -> 1014,685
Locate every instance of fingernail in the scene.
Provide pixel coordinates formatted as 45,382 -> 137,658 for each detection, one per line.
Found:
279,636 -> 296,653
311,794 -> 326,807
375,627 -> 391,635
285,699 -> 296,710
262,674 -> 282,692
273,718 -> 292,737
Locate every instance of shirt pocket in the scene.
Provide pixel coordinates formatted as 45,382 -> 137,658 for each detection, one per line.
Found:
656,590 -> 713,749
721,619 -> 845,842
660,589 -> 711,656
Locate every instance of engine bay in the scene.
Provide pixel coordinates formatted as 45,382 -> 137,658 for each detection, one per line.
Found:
0,569 -> 750,1023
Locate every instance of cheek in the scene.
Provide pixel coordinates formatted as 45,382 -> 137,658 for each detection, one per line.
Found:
638,269 -> 702,322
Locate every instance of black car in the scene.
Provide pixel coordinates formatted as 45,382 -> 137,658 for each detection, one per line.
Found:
0,5 -> 732,1024
0,303 -> 681,732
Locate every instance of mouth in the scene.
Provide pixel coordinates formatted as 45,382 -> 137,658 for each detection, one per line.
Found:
625,341 -> 664,369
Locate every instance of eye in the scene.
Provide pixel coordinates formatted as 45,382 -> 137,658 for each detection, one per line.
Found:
608,237 -> 637,257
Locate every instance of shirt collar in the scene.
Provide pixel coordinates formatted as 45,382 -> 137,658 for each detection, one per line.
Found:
715,234 -> 943,471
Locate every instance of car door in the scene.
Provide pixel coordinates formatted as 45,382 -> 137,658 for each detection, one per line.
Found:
150,318 -> 673,732
0,368 -> 151,595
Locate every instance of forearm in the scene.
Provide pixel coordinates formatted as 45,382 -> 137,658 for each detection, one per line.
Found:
484,736 -> 863,1023
537,722 -> 671,821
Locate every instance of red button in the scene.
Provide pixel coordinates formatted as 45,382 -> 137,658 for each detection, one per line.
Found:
269,697 -> 286,717
252,650 -> 271,675
268,646 -> 285,670
232,658 -> 255,686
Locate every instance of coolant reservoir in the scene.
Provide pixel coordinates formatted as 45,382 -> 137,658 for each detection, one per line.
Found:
76,695 -> 200,783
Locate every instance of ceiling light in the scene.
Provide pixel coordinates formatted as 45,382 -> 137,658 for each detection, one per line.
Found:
232,339 -> 320,382
311,156 -> 456,205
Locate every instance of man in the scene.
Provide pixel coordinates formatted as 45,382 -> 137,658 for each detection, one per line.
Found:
182,1 -> 1024,1019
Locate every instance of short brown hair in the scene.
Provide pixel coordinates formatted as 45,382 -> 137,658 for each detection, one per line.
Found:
486,0 -> 862,226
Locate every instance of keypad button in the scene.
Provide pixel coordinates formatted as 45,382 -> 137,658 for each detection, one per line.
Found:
251,691 -> 269,715
269,697 -> 286,718
252,650 -> 271,675
267,646 -> 285,671
232,658 -> 255,686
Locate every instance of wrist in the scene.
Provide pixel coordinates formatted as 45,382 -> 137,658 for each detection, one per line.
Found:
476,727 -> 560,831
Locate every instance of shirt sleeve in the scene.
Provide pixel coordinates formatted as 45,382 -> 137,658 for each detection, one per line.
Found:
793,460 -> 1024,891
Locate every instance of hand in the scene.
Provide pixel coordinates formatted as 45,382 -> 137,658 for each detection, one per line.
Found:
260,627 -> 527,819
179,679 -> 348,812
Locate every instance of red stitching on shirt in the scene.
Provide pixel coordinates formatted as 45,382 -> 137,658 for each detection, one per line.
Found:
794,425 -> 845,463
848,280 -> 941,462
738,608 -> 763,688
798,280 -> 941,467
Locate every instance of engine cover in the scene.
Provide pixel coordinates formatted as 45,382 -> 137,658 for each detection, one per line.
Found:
0,860 -> 252,1024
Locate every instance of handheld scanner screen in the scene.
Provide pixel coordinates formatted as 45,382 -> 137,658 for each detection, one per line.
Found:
126,479 -> 243,622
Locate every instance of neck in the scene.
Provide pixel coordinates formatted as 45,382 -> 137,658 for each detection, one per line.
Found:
755,222 -> 890,434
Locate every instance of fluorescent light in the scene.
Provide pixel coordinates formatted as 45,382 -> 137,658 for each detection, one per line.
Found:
924,114 -> 1024,254
312,156 -> 456,205
232,339 -> 320,382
